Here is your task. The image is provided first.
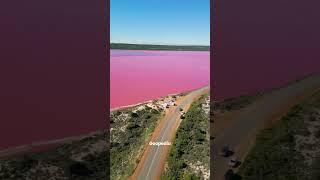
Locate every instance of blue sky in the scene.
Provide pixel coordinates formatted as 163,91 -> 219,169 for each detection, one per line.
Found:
111,0 -> 210,46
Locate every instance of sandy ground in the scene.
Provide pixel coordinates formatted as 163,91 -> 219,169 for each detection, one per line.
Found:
130,86 -> 209,180
110,90 -> 193,112
212,74 -> 320,180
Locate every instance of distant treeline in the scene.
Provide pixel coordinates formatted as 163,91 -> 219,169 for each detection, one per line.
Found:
110,43 -> 209,51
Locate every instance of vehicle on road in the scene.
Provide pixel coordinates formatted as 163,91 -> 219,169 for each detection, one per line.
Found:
220,145 -> 233,157
228,157 -> 240,168
180,112 -> 186,119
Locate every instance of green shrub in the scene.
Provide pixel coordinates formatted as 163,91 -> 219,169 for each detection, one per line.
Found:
164,94 -> 209,179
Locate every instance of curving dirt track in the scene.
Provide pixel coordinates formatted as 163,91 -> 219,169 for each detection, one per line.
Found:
212,74 -> 320,180
131,86 -> 209,180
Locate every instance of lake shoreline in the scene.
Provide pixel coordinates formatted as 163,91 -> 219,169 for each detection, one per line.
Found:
110,85 -> 209,112
0,129 -> 106,160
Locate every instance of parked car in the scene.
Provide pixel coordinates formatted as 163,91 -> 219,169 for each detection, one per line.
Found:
180,112 -> 186,119
228,157 -> 240,168
220,145 -> 233,157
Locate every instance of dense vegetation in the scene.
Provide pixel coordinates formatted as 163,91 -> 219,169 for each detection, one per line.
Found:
163,95 -> 209,179
0,131 -> 107,179
110,105 -> 164,179
110,43 -> 209,51
238,91 -> 320,180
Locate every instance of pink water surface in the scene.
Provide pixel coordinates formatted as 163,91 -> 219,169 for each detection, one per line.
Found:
213,0 -> 320,100
110,50 -> 210,109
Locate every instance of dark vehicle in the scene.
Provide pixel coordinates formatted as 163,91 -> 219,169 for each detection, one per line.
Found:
224,169 -> 234,180
179,108 -> 183,111
220,145 -> 233,157
180,112 -> 186,119
228,157 -> 240,168
166,104 -> 170,108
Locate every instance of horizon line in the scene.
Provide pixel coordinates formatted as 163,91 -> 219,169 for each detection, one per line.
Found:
110,42 -> 210,46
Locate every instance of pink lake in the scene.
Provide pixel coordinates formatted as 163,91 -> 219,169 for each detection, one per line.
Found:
110,50 -> 210,109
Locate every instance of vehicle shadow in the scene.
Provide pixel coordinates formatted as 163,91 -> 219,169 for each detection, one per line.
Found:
224,170 -> 242,180
232,174 -> 242,180
226,150 -> 234,157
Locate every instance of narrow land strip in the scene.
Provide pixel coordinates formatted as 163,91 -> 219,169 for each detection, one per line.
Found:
131,86 -> 209,180
212,74 -> 320,180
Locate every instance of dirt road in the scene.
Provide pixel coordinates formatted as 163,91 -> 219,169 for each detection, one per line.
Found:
131,86 -> 209,180
212,74 -> 320,180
